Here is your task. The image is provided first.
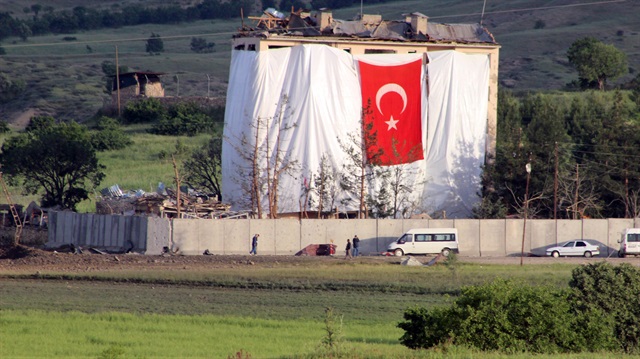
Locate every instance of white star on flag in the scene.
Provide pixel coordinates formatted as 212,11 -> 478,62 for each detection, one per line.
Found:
385,116 -> 399,130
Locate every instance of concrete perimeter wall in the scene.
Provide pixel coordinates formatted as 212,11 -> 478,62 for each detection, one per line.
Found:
48,212 -> 640,257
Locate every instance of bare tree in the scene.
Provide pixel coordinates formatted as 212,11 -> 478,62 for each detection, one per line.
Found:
310,154 -> 344,218
556,164 -> 603,219
339,103 -> 384,218
226,95 -> 299,218
264,95 -> 298,218
226,115 -> 268,217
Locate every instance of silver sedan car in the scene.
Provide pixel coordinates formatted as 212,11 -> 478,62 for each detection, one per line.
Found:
546,240 -> 600,258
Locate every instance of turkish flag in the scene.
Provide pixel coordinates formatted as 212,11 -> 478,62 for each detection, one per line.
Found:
358,59 -> 423,166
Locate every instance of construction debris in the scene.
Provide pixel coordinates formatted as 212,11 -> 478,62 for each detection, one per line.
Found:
401,256 -> 424,266
97,183 -> 241,219
295,244 -> 336,256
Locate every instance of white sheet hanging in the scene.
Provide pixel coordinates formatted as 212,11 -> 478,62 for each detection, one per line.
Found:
222,44 -> 489,218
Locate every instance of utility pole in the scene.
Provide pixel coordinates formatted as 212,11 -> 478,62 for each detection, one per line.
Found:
115,46 -> 121,117
175,74 -> 180,97
574,164 -> 579,220
521,162 -> 532,266
172,155 -> 182,218
206,74 -> 210,98
0,172 -> 22,245
554,142 -> 558,220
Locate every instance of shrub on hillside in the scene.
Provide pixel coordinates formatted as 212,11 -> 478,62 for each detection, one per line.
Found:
122,98 -> 166,124
91,116 -> 132,151
0,120 -> 9,133
0,74 -> 26,103
26,116 -> 56,132
190,37 -> 216,53
149,102 -> 214,136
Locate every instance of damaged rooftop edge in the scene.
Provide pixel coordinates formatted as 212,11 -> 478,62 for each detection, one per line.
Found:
235,8 -> 498,45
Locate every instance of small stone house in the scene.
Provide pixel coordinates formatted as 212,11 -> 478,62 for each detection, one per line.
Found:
111,71 -> 165,105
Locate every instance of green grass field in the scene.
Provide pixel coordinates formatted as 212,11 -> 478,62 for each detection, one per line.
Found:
2,260 -> 635,358
0,127 -> 211,213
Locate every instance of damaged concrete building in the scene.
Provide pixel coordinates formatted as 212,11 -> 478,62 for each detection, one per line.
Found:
110,71 -> 165,107
223,9 -> 501,218
233,9 -> 499,155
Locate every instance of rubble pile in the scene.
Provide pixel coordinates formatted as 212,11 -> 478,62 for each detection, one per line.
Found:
97,184 -> 235,219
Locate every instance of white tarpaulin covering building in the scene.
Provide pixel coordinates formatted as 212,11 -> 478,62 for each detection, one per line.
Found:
222,44 -> 489,218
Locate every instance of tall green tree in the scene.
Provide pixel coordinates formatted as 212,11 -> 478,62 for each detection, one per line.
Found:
567,37 -> 628,90
0,120 -> 105,210
183,137 -> 222,200
521,93 -> 573,217
475,90 -> 526,218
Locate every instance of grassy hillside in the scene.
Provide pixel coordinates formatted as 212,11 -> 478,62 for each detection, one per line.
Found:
0,0 -> 638,124
0,1 -> 638,213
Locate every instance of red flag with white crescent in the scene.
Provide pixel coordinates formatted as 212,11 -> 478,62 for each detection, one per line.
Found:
358,59 -> 423,166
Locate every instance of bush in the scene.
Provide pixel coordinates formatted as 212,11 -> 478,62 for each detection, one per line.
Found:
146,32 -> 164,54
399,279 -> 581,354
122,98 -> 166,124
569,262 -> 640,352
149,102 -> 214,136
0,74 -> 26,103
0,119 -> 9,134
91,116 -> 132,151
399,263 -> 640,354
190,37 -> 215,53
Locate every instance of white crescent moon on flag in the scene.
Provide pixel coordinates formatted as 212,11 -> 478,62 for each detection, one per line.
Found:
376,83 -> 407,115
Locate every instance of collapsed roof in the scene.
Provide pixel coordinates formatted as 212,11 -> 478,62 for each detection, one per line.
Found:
237,9 -> 497,44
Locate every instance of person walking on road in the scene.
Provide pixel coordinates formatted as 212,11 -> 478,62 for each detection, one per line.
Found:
250,234 -> 259,255
352,235 -> 360,257
345,238 -> 352,259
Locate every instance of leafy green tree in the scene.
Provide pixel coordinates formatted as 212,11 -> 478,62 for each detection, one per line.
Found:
183,137 -> 222,200
565,91 -> 640,218
17,22 -> 32,41
145,32 -> 164,54
476,90 -> 528,218
567,37 -> 628,90
521,93 -> 573,217
91,116 -> 132,151
0,121 -> 105,210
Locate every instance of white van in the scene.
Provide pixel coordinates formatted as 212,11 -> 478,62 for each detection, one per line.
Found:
618,228 -> 640,257
387,228 -> 459,257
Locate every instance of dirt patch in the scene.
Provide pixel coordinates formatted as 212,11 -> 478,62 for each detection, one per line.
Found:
1,244 -> 633,273
9,108 -> 38,130
0,244 -> 401,272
